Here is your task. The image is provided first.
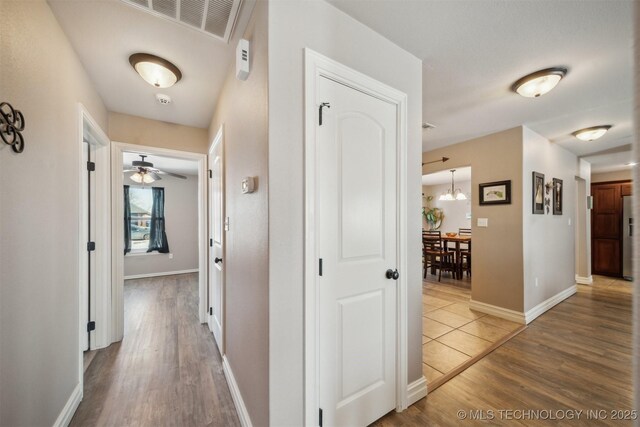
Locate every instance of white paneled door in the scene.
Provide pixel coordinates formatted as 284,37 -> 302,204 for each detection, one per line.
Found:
208,130 -> 224,354
317,76 -> 398,426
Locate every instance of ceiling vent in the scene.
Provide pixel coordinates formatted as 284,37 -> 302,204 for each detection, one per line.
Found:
120,0 -> 243,42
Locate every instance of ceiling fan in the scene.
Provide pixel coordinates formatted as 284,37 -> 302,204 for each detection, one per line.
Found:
123,154 -> 187,184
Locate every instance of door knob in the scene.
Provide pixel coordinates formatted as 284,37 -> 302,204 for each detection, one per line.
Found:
215,257 -> 223,264
385,269 -> 399,280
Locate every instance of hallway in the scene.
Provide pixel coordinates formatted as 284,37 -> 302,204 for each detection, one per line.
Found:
71,274 -> 239,426
377,276 -> 634,426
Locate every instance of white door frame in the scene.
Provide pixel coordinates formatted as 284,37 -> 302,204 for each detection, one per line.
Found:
111,142 -> 208,342
208,125 -> 225,353
303,48 -> 409,425
77,103 -> 111,385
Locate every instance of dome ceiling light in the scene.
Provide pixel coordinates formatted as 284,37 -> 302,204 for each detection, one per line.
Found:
129,53 -> 182,88
572,125 -> 612,141
511,67 -> 568,98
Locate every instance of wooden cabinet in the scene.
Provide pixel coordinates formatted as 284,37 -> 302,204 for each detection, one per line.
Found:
591,181 -> 631,277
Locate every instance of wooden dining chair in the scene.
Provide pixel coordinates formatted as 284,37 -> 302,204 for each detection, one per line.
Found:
457,228 -> 472,277
423,230 -> 455,281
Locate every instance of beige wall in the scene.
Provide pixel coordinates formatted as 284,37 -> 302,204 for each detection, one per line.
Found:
0,1 -> 108,425
423,127 -> 525,311
206,1 -> 269,423
522,128 -> 578,311
124,175 -> 199,277
422,181 -> 472,232
109,112 -> 209,154
591,169 -> 633,183
268,1 -> 423,424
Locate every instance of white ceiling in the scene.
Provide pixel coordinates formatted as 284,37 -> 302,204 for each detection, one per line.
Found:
123,151 -> 198,175
422,166 -> 471,186
48,0 -> 255,129
328,0 -> 634,169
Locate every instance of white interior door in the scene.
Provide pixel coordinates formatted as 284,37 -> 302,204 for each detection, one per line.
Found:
317,76 -> 398,426
208,131 -> 225,353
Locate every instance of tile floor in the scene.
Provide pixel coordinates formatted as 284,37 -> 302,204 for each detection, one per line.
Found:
422,278 -> 523,388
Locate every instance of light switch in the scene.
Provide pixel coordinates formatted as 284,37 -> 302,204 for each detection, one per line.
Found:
477,218 -> 488,227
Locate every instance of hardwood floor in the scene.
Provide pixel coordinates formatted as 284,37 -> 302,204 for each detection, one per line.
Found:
377,275 -> 634,426
70,273 -> 239,427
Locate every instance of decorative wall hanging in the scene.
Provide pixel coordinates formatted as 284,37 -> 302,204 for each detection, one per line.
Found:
479,180 -> 511,205
553,178 -> 563,215
532,172 -> 545,214
0,102 -> 25,153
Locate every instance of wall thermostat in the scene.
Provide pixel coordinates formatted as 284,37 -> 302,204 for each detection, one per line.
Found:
236,39 -> 250,81
241,177 -> 255,194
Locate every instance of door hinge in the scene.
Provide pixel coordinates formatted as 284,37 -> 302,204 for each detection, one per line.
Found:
319,102 -> 330,126
87,161 -> 95,171
208,169 -> 212,179
210,238 -> 213,247
209,307 -> 213,315
87,241 -> 96,252
319,258 -> 323,276
319,408 -> 323,427
87,321 -> 96,332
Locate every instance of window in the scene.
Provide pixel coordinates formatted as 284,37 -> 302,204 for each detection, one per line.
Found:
129,187 -> 152,252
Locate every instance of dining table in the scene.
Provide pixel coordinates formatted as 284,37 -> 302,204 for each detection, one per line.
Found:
441,234 -> 471,280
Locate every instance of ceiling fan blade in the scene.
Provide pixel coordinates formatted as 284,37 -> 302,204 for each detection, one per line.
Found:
156,170 -> 187,179
148,171 -> 162,181
123,168 -> 138,172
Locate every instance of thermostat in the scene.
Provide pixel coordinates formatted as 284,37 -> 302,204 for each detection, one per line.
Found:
241,177 -> 255,194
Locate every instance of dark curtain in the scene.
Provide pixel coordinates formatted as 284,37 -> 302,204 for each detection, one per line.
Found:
147,187 -> 170,253
124,185 -> 131,255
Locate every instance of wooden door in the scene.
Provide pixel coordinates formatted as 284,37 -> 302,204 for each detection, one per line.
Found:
591,183 -> 622,276
317,76 -> 398,426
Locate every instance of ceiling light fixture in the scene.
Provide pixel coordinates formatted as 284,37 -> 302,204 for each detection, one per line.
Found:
129,53 -> 182,88
439,170 -> 467,201
572,125 -> 612,141
626,162 -> 637,167
511,67 -> 568,98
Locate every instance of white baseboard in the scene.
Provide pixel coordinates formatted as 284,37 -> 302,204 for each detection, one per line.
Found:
124,269 -> 199,280
53,383 -> 82,427
222,356 -> 253,427
524,285 -> 577,324
468,299 -> 526,324
407,376 -> 427,406
575,275 -> 593,285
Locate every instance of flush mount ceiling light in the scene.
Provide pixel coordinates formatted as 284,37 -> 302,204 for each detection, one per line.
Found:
439,169 -> 467,201
129,53 -> 182,88
511,67 -> 568,98
572,125 -> 612,141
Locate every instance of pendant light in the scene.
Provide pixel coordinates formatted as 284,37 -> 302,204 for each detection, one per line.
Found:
439,170 -> 467,201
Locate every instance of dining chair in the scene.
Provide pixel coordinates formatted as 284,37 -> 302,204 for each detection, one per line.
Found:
423,230 -> 455,281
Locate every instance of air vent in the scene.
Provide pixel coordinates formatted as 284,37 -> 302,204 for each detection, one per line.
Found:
120,0 -> 242,42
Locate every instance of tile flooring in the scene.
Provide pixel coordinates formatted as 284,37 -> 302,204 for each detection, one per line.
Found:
422,279 -> 524,389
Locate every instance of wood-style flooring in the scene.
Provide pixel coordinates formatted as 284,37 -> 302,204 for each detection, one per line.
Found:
376,275 -> 634,426
422,275 -> 524,391
70,273 -> 239,427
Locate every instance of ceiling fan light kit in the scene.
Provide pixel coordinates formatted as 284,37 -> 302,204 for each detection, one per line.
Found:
572,125 -> 612,141
129,53 -> 182,88
511,67 -> 567,98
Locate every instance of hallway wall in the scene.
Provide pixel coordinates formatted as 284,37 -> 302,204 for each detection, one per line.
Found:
206,0 -> 269,423
268,1 -> 423,424
0,1 -> 108,425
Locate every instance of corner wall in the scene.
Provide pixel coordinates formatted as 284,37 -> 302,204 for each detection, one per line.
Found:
0,1 -> 108,424
423,127 -> 525,312
268,1 -> 423,424
207,0 -> 269,423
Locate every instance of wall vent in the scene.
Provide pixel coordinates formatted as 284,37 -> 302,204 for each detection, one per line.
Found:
120,0 -> 243,42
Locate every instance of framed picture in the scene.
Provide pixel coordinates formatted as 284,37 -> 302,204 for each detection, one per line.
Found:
479,180 -> 511,205
553,178 -> 563,215
532,172 -> 545,214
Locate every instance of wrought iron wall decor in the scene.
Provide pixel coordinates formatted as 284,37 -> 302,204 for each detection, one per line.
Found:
0,102 -> 25,153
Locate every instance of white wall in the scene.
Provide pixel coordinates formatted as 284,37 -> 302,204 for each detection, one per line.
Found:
124,175 -> 199,277
522,127 -> 577,312
0,1 -> 108,424
268,1 -> 423,424
422,181 -> 472,232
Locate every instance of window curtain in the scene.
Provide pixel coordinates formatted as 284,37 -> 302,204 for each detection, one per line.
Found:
124,185 -> 131,255
147,187 -> 170,253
